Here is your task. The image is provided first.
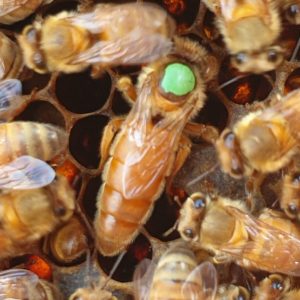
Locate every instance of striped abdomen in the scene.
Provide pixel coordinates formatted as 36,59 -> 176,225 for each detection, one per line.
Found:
0,121 -> 67,164
149,245 -> 200,300
95,126 -> 179,256
0,0 -> 45,24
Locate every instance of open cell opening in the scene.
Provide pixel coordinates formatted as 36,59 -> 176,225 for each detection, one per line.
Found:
97,234 -> 152,282
22,72 -> 51,95
15,100 -> 66,128
112,90 -> 131,116
56,69 -> 111,114
69,115 -> 109,169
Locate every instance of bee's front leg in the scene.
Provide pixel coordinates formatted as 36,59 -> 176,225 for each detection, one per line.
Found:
99,117 -> 125,171
116,76 -> 137,104
184,122 -> 219,144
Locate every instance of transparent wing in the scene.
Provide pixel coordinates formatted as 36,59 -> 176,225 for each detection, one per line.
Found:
0,79 -> 24,121
73,32 -> 173,65
133,258 -> 156,300
0,156 -> 55,189
182,261 -> 218,300
0,269 -> 39,299
220,207 -> 300,276
0,0 -> 31,16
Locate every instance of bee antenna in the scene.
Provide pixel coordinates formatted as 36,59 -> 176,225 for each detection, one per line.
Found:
101,251 -> 126,290
217,75 -> 247,90
290,35 -> 300,61
186,163 -> 219,187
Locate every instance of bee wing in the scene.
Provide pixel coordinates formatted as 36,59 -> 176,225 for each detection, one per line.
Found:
133,258 -> 156,300
0,155 -> 55,189
73,32 -> 172,65
182,261 -> 218,300
219,0 -> 269,21
220,207 -> 300,276
0,0 -> 29,16
112,76 -> 193,199
0,79 -> 24,121
0,269 -> 39,298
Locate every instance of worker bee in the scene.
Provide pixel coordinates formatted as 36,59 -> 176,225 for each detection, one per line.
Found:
0,174 -> 75,259
253,274 -> 291,300
0,32 -> 23,80
216,284 -> 250,300
0,121 -> 68,189
178,192 -> 300,276
0,0 -> 53,24
18,2 -> 175,76
133,243 -> 217,300
94,36 -> 219,256
202,0 -> 285,73
0,268 -> 63,299
215,88 -> 300,179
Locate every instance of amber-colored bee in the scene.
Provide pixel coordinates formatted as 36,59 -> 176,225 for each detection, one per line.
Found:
0,268 -> 63,299
178,192 -> 300,276
18,2 -> 175,76
215,89 -> 300,179
94,36 -> 219,256
253,274 -> 291,300
202,0 -> 286,73
0,32 -> 23,80
133,243 -> 217,300
45,216 -> 89,264
0,174 -> 75,259
0,0 -> 52,24
216,284 -> 250,300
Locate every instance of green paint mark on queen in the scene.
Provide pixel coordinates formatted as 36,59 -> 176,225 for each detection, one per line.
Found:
160,63 -> 196,96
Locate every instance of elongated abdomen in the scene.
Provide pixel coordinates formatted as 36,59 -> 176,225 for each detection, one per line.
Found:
95,131 -> 176,256
0,121 -> 67,164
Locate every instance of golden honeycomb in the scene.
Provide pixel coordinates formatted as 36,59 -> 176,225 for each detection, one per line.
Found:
0,0 -> 300,299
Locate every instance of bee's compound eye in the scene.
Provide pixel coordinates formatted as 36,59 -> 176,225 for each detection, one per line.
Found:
224,131 -> 235,146
288,203 -> 298,215
25,27 -> 38,43
287,4 -> 300,18
236,287 -> 249,300
271,280 -> 284,291
292,172 -> 300,184
267,49 -> 279,63
160,63 -> 196,96
184,228 -> 194,239
194,198 -> 206,209
233,52 -> 248,65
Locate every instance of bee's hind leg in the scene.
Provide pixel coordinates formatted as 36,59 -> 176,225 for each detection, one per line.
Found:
184,122 -> 219,144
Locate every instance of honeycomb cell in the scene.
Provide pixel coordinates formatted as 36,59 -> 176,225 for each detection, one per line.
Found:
97,234 -> 152,282
40,0 -> 79,17
15,100 -> 66,128
22,72 -> 51,95
112,90 -> 131,116
69,115 -> 109,169
145,192 -> 180,242
221,75 -> 273,104
193,93 -> 228,132
285,68 -> 300,94
82,176 -> 102,221
56,69 -> 111,114
280,25 -> 300,60
202,10 -> 222,43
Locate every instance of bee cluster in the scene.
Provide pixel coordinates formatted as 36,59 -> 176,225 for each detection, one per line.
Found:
0,0 -> 300,299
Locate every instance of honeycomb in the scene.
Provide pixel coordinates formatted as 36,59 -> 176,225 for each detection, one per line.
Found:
0,0 -> 300,299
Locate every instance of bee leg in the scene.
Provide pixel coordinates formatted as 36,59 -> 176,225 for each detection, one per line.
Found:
213,253 -> 232,264
184,122 -> 219,144
116,76 -> 137,104
165,135 -> 192,200
99,117 -> 125,171
245,173 -> 266,213
91,64 -> 108,79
